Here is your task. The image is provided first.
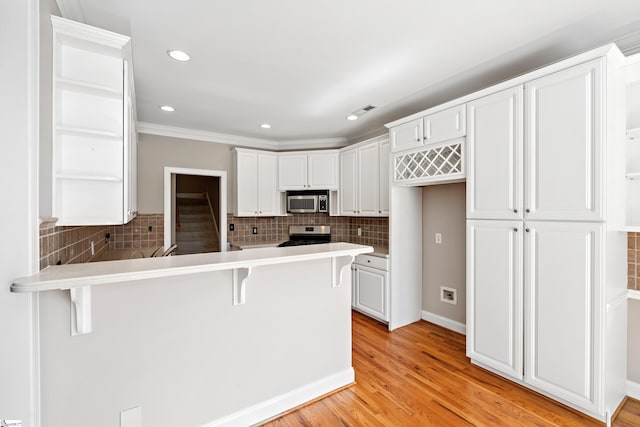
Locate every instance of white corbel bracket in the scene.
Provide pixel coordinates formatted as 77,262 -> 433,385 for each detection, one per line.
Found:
332,255 -> 355,288
70,286 -> 92,336
232,267 -> 253,305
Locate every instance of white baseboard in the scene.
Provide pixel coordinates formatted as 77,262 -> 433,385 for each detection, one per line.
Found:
203,368 -> 355,427
628,380 -> 640,400
421,310 -> 466,335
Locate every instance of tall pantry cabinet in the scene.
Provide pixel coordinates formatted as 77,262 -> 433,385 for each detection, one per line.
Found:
466,47 -> 627,422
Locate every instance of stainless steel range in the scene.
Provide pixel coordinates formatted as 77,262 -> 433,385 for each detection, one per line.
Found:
278,225 -> 331,247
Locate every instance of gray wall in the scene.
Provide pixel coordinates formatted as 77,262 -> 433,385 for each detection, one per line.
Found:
421,183 -> 466,325
137,134 -> 234,214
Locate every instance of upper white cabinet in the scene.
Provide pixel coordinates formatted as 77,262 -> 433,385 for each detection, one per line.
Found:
52,16 -> 136,225
389,105 -> 466,153
233,148 -> 280,217
466,86 -> 523,220
339,137 -> 389,217
278,151 -> 339,190
525,59 -> 603,222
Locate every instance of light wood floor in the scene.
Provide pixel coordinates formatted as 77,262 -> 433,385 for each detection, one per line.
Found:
264,311 -> 640,426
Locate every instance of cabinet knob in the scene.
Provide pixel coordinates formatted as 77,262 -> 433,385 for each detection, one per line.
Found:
353,210 -> 356,213
259,211 -> 262,214
254,211 -> 258,214
513,228 -> 518,232
525,228 -> 530,232
525,208 -> 530,213
379,210 -> 382,213
513,209 -> 518,213
423,136 -> 427,140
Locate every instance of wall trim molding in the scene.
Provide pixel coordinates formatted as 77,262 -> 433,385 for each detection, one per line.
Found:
421,310 -> 466,335
627,380 -> 640,400
55,0 -> 86,22
138,122 -> 348,151
203,368 -> 354,427
616,31 -> 640,56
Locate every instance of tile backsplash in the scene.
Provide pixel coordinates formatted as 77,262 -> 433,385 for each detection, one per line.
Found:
41,216 -> 639,289
226,214 -> 389,248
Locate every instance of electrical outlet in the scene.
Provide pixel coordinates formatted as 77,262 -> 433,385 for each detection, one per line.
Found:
147,226 -> 152,232
357,227 -> 362,236
440,286 -> 457,305
252,227 -> 258,235
435,233 -> 442,244
229,223 -> 235,231
90,241 -> 95,256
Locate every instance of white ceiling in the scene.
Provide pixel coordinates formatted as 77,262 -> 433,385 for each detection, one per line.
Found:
58,0 -> 640,146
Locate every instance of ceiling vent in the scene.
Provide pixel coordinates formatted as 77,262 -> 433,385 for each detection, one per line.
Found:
347,105 -> 377,121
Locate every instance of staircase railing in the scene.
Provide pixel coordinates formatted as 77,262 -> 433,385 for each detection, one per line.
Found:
203,192 -> 221,252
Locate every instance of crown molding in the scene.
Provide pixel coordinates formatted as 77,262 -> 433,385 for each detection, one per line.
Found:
137,122 -> 348,150
617,31 -> 640,56
52,15 -> 130,50
55,0 -> 85,23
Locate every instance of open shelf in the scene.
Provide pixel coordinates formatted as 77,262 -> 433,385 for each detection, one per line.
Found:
626,173 -> 640,180
628,128 -> 640,141
56,77 -> 122,99
56,174 -> 123,182
56,125 -> 122,139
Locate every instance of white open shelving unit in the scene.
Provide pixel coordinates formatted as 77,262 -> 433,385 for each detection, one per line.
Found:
52,16 -> 137,226
624,55 -> 640,231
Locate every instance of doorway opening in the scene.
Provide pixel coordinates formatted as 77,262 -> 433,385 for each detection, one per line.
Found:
164,167 -> 227,255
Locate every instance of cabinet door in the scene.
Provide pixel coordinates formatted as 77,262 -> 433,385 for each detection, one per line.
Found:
257,153 -> 279,216
424,104 -> 466,145
467,86 -> 523,220
358,143 -> 379,216
390,118 -> 423,152
308,152 -> 339,190
354,265 -> 388,321
525,59 -> 603,221
278,154 -> 307,190
124,65 -> 137,224
236,151 -> 259,215
524,221 -> 601,413
378,139 -> 390,216
340,149 -> 358,216
467,220 -> 523,380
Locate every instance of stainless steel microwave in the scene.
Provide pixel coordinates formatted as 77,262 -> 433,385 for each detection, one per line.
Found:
286,190 -> 329,214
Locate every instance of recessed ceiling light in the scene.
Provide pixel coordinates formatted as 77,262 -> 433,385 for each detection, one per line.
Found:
167,50 -> 190,62
160,105 -> 175,112
346,114 -> 359,121
260,123 -> 271,129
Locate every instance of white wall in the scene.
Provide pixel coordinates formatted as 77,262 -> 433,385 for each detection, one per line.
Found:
421,183 -> 466,324
629,299 -> 640,383
138,134 -> 234,214
39,260 -> 352,426
0,0 -> 38,425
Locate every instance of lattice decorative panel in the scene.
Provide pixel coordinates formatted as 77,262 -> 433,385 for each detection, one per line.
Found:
394,142 -> 463,183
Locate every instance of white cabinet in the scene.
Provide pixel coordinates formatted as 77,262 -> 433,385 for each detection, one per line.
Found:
524,221 -> 601,413
389,105 -> 466,153
525,59 -> 603,222
467,220 -> 523,381
233,149 -> 280,216
339,138 -> 389,217
378,139 -> 390,216
467,86 -> 523,220
278,151 -> 339,190
465,49 -> 626,422
51,16 -> 137,225
352,254 -> 389,322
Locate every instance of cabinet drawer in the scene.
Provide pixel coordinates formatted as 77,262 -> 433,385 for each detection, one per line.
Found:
355,254 -> 389,270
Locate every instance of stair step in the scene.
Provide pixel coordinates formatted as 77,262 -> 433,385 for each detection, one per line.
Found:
177,230 -> 217,240
177,241 -> 218,252
177,205 -> 209,213
178,222 -> 215,232
179,213 -> 213,222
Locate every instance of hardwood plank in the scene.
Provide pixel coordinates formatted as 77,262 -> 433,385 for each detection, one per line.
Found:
262,311 -> 636,426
